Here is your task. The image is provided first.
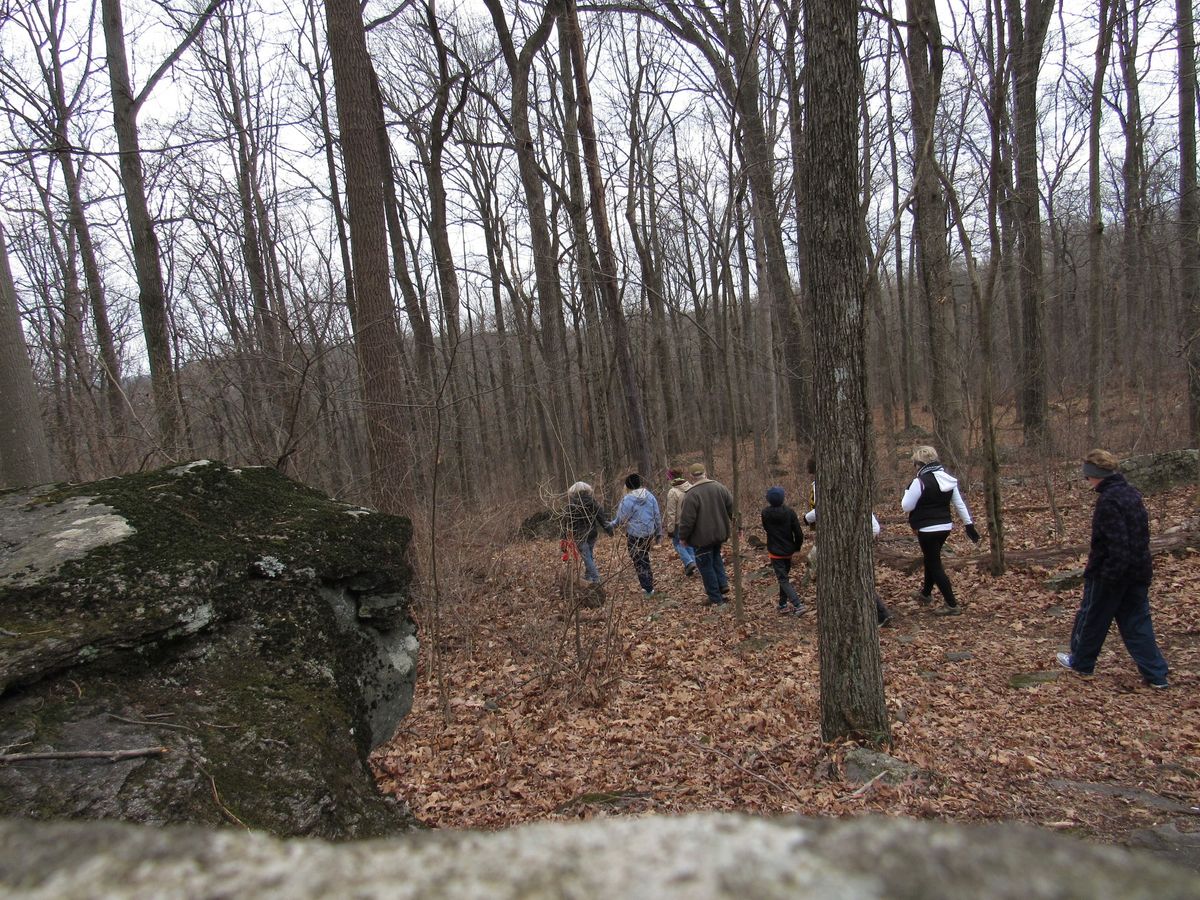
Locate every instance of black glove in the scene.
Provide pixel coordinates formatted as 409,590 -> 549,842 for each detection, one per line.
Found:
965,523 -> 981,544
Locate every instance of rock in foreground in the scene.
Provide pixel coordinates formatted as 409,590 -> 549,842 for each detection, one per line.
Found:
0,461 -> 416,838
0,813 -> 1195,899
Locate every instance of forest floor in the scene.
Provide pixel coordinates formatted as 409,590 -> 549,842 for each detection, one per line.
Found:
372,468 -> 1200,865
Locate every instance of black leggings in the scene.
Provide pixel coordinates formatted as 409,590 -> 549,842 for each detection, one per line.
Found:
917,530 -> 956,606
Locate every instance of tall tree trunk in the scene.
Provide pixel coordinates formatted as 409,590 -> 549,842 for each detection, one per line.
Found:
324,0 -> 410,512
484,0 -> 570,484
0,223 -> 54,486
907,0 -> 966,470
1117,0 -> 1146,387
803,0 -> 889,745
1006,0 -> 1055,447
1180,0 -> 1200,444
1088,0 -> 1115,445
100,0 -> 184,454
562,0 -> 653,477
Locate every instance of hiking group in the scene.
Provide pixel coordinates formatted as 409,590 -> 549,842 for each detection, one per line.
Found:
561,445 -> 1170,690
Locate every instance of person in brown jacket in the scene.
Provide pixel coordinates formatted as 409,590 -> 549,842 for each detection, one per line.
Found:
678,463 -> 734,606
663,469 -> 697,577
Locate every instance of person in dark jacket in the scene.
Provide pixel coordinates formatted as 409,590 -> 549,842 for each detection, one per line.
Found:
678,463 -> 734,606
761,487 -> 805,615
563,482 -> 610,584
1057,449 -> 1169,688
900,446 -> 980,615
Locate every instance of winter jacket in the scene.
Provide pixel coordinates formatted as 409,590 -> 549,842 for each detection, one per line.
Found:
678,477 -> 734,547
1085,473 -> 1153,585
609,488 -> 663,540
664,481 -> 691,536
902,464 -> 973,532
563,490 -> 609,542
761,504 -> 803,558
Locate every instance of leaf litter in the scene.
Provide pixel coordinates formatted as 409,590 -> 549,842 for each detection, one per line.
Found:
372,478 -> 1199,849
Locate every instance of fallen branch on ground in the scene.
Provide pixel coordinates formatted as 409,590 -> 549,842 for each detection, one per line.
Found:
0,747 -> 169,764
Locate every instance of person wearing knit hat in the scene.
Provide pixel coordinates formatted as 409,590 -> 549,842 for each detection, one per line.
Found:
562,482 -> 611,584
761,487 -> 805,614
608,473 -> 664,597
901,445 -> 980,616
664,468 -> 697,577
1057,449 -> 1169,688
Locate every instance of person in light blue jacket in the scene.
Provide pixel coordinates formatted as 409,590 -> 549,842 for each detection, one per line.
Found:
609,473 -> 664,596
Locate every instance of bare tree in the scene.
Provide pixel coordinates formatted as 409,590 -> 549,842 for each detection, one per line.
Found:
803,0 -> 889,744
100,0 -> 224,454
907,0 -> 967,470
324,0 -> 411,511
1177,0 -> 1200,443
1006,0 -> 1055,447
0,222 -> 54,486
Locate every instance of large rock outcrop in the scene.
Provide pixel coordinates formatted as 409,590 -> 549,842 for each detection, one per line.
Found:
0,813 -> 1195,899
0,461 -> 417,838
1120,450 -> 1198,494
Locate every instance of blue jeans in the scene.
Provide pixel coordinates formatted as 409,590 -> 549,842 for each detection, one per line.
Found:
770,558 -> 801,608
693,543 -> 728,603
671,533 -> 696,570
577,536 -> 599,583
627,535 -> 654,592
1070,578 -> 1169,683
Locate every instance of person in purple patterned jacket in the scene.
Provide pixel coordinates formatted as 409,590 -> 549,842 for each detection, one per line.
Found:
1056,449 -> 1170,688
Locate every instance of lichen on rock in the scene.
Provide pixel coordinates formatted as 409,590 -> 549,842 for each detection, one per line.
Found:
0,460 -> 418,838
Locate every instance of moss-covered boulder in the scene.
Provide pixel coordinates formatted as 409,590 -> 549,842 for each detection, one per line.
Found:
0,461 -> 417,838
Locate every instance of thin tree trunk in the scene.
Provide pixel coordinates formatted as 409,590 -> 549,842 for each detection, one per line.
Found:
0,223 -> 54,486
1180,0 -> 1200,445
100,0 -> 184,454
563,0 -> 653,478
1088,0 -> 1115,445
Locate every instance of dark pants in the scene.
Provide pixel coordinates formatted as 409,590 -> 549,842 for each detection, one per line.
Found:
917,530 -> 956,605
873,590 -> 891,623
694,542 -> 728,603
770,557 -> 802,608
627,535 -> 654,592
1070,578 -> 1169,683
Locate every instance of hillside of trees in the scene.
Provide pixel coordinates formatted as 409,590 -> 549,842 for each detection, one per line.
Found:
1,0 -> 1196,501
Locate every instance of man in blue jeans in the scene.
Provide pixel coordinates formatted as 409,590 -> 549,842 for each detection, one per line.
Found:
678,463 -> 734,606
1057,449 -> 1169,689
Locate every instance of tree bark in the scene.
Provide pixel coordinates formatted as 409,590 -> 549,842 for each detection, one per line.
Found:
1177,0 -> 1200,445
100,0 -> 185,454
906,0 -> 966,471
562,0 -> 653,478
1088,0 -> 1115,445
0,223 -> 54,487
324,0 -> 411,512
1006,0 -> 1055,447
802,0 -> 890,744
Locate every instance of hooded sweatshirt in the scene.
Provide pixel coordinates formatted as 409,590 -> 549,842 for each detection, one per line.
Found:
901,464 -> 973,533
609,488 -> 663,539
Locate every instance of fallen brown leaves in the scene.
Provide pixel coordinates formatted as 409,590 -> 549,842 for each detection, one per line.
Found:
372,475 -> 1199,847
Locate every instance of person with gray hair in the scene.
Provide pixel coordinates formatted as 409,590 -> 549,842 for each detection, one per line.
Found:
1057,449 -> 1169,688
901,445 -> 979,615
563,482 -> 610,584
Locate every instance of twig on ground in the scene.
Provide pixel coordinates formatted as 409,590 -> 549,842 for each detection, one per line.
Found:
107,713 -> 193,731
847,771 -> 889,799
687,738 -> 805,805
0,747 -> 169,764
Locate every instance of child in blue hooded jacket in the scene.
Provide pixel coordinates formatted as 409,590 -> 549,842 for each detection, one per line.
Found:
609,473 -> 664,596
